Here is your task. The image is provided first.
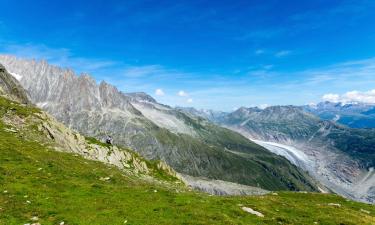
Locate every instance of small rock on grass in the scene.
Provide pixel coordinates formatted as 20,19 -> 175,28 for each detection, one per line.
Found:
99,177 -> 111,181
241,207 -> 264,217
31,216 -> 39,221
360,209 -> 370,214
327,203 -> 341,207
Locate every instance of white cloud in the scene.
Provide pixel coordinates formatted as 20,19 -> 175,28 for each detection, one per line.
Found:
322,93 -> 340,102
322,90 -> 375,104
255,49 -> 265,55
275,50 -> 291,57
155,88 -> 165,96
178,90 -> 188,97
187,98 -> 193,103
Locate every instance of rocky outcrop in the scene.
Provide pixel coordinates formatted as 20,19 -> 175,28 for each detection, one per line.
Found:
0,64 -> 30,104
1,97 -> 177,179
180,174 -> 270,196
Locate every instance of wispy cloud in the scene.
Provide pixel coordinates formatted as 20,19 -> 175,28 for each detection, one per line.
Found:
123,65 -> 164,78
178,90 -> 188,97
235,28 -> 284,41
254,49 -> 265,55
275,50 -> 291,57
2,42 -> 375,110
0,43 -> 118,74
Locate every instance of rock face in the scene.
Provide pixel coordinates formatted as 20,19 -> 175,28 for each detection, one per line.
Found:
175,106 -> 228,122
212,105 -> 375,203
0,64 -> 30,104
180,174 -> 270,196
1,95 -> 177,180
0,55 -> 318,192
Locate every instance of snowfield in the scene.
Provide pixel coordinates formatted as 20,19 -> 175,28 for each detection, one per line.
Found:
9,72 -> 23,81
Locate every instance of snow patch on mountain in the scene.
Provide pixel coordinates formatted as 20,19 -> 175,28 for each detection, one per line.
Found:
9,72 -> 22,81
332,114 -> 340,122
37,102 -> 49,108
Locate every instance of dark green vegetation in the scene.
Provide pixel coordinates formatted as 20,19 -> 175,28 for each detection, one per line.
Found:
324,124 -> 375,167
0,105 -> 374,224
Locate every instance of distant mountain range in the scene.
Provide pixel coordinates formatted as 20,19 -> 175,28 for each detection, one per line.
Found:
181,105 -> 375,203
303,101 -> 375,128
0,55 -> 318,192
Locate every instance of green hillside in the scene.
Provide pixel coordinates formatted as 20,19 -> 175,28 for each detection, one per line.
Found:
0,96 -> 374,225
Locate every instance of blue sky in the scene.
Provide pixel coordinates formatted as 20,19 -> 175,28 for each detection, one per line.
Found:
1,0 -> 375,110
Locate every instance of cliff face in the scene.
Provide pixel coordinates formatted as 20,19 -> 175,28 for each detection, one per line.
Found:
0,64 -> 30,104
0,55 -> 318,192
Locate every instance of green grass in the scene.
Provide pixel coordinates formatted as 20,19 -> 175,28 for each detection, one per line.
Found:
0,96 -> 40,118
85,136 -> 112,148
0,120 -> 374,225
0,96 -> 374,224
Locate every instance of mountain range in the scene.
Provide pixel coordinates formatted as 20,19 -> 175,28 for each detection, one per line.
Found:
1,55 -> 374,204
0,55 -> 318,193
181,105 -> 375,203
303,101 -> 375,128
1,68 -> 373,224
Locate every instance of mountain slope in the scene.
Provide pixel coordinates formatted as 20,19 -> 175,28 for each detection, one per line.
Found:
0,55 -> 318,192
1,96 -> 374,224
215,105 -> 375,203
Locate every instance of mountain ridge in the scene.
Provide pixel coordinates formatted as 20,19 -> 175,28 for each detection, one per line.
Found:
194,104 -> 375,203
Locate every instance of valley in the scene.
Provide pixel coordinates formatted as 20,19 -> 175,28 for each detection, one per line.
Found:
1,64 -> 374,224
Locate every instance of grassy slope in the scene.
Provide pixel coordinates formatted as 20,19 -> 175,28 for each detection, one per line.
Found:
0,98 -> 374,224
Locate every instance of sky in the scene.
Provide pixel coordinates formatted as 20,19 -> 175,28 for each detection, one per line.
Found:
0,0 -> 375,111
